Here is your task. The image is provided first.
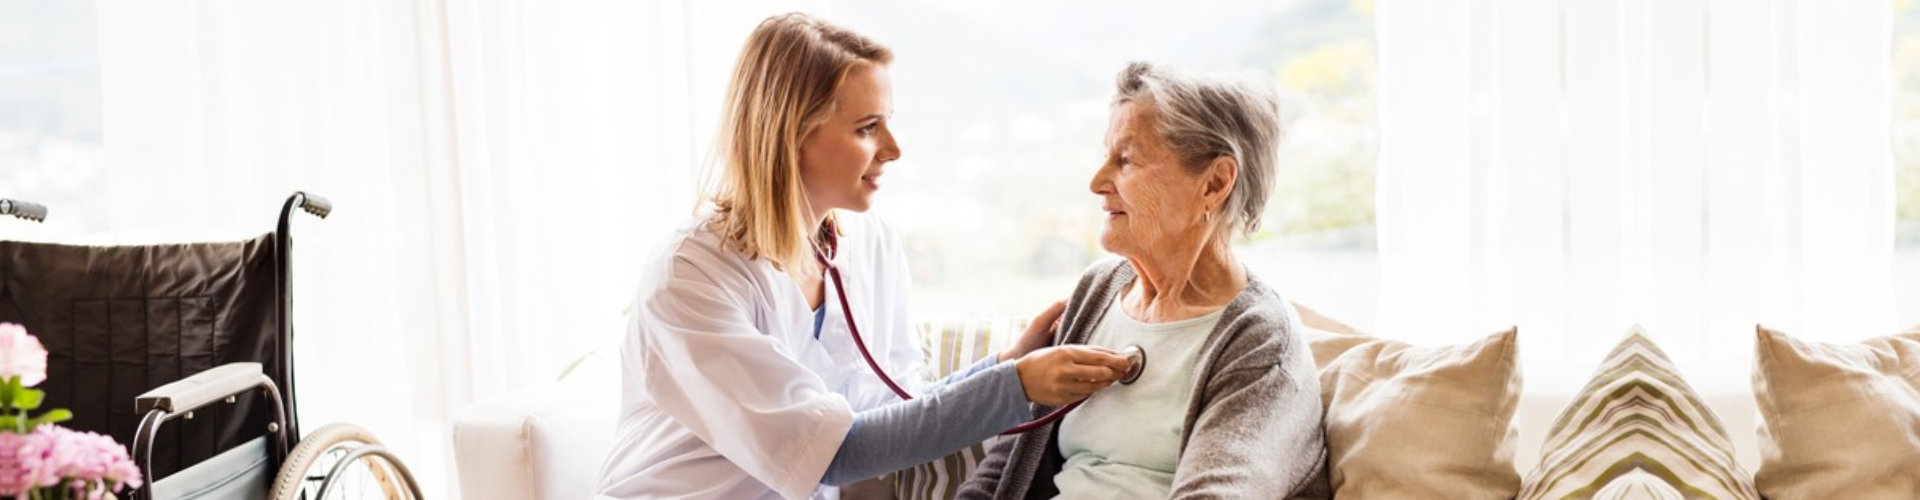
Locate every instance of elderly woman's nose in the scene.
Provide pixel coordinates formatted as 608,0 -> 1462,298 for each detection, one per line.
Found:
1089,162 -> 1114,194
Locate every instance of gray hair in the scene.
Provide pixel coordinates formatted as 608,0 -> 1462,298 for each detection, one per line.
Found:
1113,61 -> 1283,236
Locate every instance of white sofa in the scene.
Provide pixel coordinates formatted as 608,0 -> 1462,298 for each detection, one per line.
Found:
454,356 -> 620,500
451,338 -> 1765,499
451,382 -> 1760,498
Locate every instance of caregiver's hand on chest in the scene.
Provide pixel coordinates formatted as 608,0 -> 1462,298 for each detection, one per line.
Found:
1013,345 -> 1132,407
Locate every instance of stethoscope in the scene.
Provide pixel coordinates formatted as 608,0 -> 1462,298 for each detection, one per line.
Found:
812,220 -> 1146,435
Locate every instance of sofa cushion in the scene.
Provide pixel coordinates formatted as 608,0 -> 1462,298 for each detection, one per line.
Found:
1292,303 -> 1523,499
453,377 -> 618,500
1752,325 -> 1920,499
1519,327 -> 1757,500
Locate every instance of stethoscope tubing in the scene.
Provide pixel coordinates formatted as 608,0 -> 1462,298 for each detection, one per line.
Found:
814,225 -> 1081,436
822,261 -> 914,399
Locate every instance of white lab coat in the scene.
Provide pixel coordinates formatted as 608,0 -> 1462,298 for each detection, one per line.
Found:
594,212 -> 926,500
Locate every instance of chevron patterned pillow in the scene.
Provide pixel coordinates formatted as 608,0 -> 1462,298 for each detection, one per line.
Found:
1519,327 -> 1757,500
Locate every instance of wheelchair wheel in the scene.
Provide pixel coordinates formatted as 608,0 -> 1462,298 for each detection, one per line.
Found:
270,423 -> 423,500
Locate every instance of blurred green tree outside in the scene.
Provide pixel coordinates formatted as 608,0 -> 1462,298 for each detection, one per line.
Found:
1249,0 -> 1378,249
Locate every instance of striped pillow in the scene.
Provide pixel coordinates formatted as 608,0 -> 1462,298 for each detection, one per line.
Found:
891,437 -> 1006,500
1519,327 -> 1757,500
880,317 -> 1024,500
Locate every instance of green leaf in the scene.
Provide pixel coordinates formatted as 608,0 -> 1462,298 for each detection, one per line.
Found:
555,350 -> 599,382
26,409 -> 70,431
0,377 -> 15,409
0,416 -> 17,431
13,388 -> 41,411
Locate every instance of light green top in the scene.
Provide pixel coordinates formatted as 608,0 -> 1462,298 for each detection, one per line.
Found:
1051,299 -> 1222,500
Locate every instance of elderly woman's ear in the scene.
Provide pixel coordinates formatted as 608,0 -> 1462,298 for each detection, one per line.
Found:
1202,155 -> 1238,218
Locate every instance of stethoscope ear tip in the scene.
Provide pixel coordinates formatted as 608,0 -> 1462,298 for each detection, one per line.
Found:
1119,344 -> 1146,385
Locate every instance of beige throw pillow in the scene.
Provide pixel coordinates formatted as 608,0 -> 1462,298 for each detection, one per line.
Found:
1292,303 -> 1524,499
1752,325 -> 1920,499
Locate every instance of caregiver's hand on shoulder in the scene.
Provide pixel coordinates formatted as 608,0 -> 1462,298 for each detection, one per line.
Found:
998,300 -> 1067,363
1013,345 -> 1132,407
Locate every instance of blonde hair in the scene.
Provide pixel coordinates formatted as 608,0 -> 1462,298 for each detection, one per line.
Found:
708,13 -> 892,271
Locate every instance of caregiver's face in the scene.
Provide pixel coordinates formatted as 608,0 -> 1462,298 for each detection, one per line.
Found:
799,63 -> 900,214
1090,100 -> 1209,257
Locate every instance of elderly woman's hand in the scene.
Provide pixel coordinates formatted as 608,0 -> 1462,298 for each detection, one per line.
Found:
998,300 -> 1067,362
1012,345 -> 1133,407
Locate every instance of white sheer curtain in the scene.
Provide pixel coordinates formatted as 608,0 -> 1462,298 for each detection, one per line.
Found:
1373,0 -> 1898,393
82,0 -> 813,496
434,0 -> 818,397
91,1 -> 459,494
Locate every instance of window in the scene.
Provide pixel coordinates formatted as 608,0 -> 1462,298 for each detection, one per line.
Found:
0,0 -> 104,234
1897,0 -> 1920,327
835,0 -> 1381,323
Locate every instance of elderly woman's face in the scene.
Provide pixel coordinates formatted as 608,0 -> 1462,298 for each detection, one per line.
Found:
1090,101 -> 1211,257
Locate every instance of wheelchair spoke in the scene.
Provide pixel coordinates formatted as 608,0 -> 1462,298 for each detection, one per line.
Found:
290,439 -> 408,500
273,424 -> 421,500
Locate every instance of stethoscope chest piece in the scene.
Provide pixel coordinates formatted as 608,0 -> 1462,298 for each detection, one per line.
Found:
1119,344 -> 1147,385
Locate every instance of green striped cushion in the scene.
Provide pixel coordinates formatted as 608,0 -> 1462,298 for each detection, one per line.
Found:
891,437 -> 1006,500
885,317 -> 1024,500
1519,327 -> 1757,500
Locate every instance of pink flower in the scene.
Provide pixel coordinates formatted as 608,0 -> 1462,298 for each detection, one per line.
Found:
0,324 -> 47,387
0,426 -> 142,497
32,426 -> 141,493
0,429 -> 56,498
0,432 -> 34,496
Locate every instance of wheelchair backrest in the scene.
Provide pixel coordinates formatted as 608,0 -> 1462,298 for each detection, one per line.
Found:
0,235 -> 291,479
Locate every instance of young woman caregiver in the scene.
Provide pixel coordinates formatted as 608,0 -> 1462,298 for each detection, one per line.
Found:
592,13 -> 1135,500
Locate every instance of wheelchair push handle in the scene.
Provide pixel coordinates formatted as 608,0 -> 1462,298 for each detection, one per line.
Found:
291,192 -> 331,219
1,199 -> 47,222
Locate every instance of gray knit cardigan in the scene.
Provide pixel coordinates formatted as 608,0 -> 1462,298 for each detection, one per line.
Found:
956,259 -> 1331,499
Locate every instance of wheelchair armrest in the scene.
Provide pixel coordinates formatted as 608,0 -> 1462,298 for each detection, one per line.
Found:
136,362 -> 275,414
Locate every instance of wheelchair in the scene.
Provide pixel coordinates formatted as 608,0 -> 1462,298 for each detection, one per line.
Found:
1,193 -> 424,500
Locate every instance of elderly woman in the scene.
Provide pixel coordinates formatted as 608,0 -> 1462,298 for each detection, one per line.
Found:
958,62 -> 1330,499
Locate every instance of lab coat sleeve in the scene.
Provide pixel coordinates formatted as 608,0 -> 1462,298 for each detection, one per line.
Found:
636,257 -> 854,500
